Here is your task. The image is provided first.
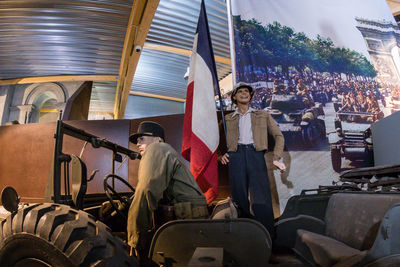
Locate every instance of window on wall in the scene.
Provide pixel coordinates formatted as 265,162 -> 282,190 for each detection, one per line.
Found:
39,98 -> 59,123
20,82 -> 66,124
30,91 -> 59,123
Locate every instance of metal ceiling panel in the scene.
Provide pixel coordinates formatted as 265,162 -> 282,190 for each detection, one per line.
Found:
146,0 -> 230,56
132,49 -> 189,98
130,0 -> 232,99
90,81 -> 117,112
0,0 -> 232,118
0,0 -> 132,79
132,50 -> 231,99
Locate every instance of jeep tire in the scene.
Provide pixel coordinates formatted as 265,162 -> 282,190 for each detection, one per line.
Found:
331,148 -> 341,172
302,123 -> 320,147
0,203 -> 138,267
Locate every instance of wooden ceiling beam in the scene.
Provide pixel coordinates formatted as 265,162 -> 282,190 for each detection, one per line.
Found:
113,0 -> 160,119
0,75 -> 117,85
130,91 -> 185,102
387,0 -> 400,15
143,43 -> 231,65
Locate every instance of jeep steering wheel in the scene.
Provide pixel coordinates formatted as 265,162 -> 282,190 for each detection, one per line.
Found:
104,174 -> 135,220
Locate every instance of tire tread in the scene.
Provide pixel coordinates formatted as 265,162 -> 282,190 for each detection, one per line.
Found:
0,203 -> 137,267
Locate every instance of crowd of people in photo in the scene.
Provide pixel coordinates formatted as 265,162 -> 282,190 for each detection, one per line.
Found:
338,90 -> 384,122
221,66 -> 389,122
390,86 -> 400,100
393,87 -> 400,97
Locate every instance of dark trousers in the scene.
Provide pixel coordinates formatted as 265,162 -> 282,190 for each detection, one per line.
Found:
228,144 -> 275,238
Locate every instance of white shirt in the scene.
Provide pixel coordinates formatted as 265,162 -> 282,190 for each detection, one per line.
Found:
232,107 -> 255,144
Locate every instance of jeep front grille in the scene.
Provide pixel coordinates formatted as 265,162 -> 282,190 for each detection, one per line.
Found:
344,133 -> 365,147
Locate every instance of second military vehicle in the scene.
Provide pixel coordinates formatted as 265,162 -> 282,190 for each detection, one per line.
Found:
328,111 -> 374,172
265,94 -> 326,147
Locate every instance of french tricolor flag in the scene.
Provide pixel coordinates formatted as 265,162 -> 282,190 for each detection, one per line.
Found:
182,0 -> 220,203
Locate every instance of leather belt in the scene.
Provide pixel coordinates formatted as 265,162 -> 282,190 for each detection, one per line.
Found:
237,143 -> 254,149
191,205 -> 209,219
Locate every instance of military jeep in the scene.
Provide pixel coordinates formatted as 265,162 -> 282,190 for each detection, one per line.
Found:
274,164 -> 400,266
0,121 -> 274,267
0,121 -> 140,266
265,94 -> 326,147
328,111 -> 374,172
332,94 -> 343,112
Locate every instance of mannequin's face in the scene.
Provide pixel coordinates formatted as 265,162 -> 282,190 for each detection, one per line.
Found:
136,136 -> 161,155
234,88 -> 251,104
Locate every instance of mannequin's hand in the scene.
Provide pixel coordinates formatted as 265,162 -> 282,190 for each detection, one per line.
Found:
218,153 -> 229,165
273,160 -> 286,172
130,246 -> 138,257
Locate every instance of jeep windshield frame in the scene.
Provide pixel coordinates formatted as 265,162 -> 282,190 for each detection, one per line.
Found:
336,111 -> 375,123
52,120 -> 140,204
270,94 -> 307,111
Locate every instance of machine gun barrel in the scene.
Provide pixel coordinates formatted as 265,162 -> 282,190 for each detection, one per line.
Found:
60,121 -> 140,160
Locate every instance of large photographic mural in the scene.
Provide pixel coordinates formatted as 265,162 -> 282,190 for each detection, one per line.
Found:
229,0 -> 400,214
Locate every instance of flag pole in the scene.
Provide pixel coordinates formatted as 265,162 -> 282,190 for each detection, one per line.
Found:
226,0 -> 236,83
201,0 -> 228,149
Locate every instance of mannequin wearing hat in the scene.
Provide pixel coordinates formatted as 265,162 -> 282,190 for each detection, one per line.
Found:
296,79 -> 315,106
272,83 -> 286,94
219,82 -> 285,240
127,121 -> 207,262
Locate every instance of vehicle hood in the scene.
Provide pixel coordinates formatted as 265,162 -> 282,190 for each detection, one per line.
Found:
342,122 -> 370,133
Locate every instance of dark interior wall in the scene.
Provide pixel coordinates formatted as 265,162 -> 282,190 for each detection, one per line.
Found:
0,114 -> 230,203
62,81 -> 92,120
371,111 -> 400,166
62,120 -> 131,194
0,122 -> 55,202
0,119 -> 130,202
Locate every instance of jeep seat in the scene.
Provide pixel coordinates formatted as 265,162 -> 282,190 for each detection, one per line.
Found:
294,193 -> 400,266
149,218 -> 271,267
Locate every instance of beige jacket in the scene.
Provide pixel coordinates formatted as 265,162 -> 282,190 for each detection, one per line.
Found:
127,142 -> 206,249
225,109 -> 284,161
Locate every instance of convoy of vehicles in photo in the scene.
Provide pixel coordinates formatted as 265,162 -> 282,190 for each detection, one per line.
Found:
265,94 -> 326,147
328,111 -> 374,173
